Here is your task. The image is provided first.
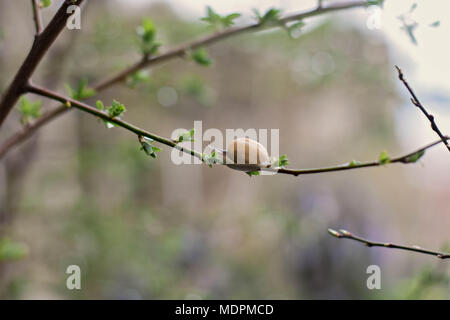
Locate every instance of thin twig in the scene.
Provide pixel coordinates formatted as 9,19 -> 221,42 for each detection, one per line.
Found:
0,0 -> 85,127
23,84 -> 447,177
25,83 -> 204,161
395,65 -> 450,152
267,137 -> 448,176
328,228 -> 450,259
31,0 -> 44,35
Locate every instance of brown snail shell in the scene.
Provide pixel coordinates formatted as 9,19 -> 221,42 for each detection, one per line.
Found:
225,137 -> 271,172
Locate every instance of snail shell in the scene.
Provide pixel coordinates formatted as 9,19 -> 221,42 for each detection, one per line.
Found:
225,137 -> 270,172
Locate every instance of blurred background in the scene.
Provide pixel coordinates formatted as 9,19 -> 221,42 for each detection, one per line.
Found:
0,0 -> 449,299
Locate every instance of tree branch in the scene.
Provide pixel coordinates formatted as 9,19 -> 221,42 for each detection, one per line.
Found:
31,0 -> 44,35
0,1 -> 373,159
328,228 -> 450,259
395,65 -> 450,152
267,137 -> 447,176
0,0 -> 85,128
23,83 -> 447,178
25,83 -> 204,161
94,0 -> 370,91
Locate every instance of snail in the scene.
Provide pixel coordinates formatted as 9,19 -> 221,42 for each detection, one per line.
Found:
213,137 -> 272,172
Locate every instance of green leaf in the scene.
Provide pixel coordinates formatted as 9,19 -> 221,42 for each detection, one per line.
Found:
40,0 -> 51,8
221,13 -> 241,28
287,20 -> 305,38
430,21 -> 440,28
106,100 -> 126,118
200,6 -> 240,29
378,150 -> 390,165
64,83 -> 75,99
348,160 -> 361,167
273,154 -> 289,168
96,100 -> 105,110
404,150 -> 425,163
399,15 -> 418,45
137,18 -> 160,55
0,238 -> 29,261
246,171 -> 260,177
177,128 -> 195,143
127,70 -> 150,88
404,23 -> 418,45
367,0 -> 385,6
138,18 -> 156,43
190,47 -> 212,66
254,8 -> 282,25
139,136 -> 161,158
17,96 -> 41,125
201,6 -> 222,27
95,100 -> 124,128
65,79 -> 96,100
202,151 -> 222,167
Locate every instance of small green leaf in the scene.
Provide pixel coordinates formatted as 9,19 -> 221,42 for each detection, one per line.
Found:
404,150 -> 425,163
96,100 -> 105,110
40,0 -> 51,8
64,83 -> 75,99
106,100 -> 126,118
399,15 -> 419,45
177,128 -> 195,143
17,96 -> 41,125
127,70 -> 150,88
96,100 -> 125,128
200,6 -> 240,29
367,0 -> 385,7
203,151 -> 222,167
65,79 -> 96,100
221,13 -> 241,28
254,8 -> 282,25
191,47 -> 212,66
139,136 -> 161,158
137,18 -> 160,56
348,160 -> 361,167
287,20 -> 305,38
273,154 -> 289,168
430,21 -> 440,28
246,171 -> 260,177
138,18 -> 156,43
378,150 -> 390,165
200,6 -> 222,27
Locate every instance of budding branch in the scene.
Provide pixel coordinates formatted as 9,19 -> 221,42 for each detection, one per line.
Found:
395,66 -> 450,152
328,229 -> 450,259
23,83 -> 448,178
